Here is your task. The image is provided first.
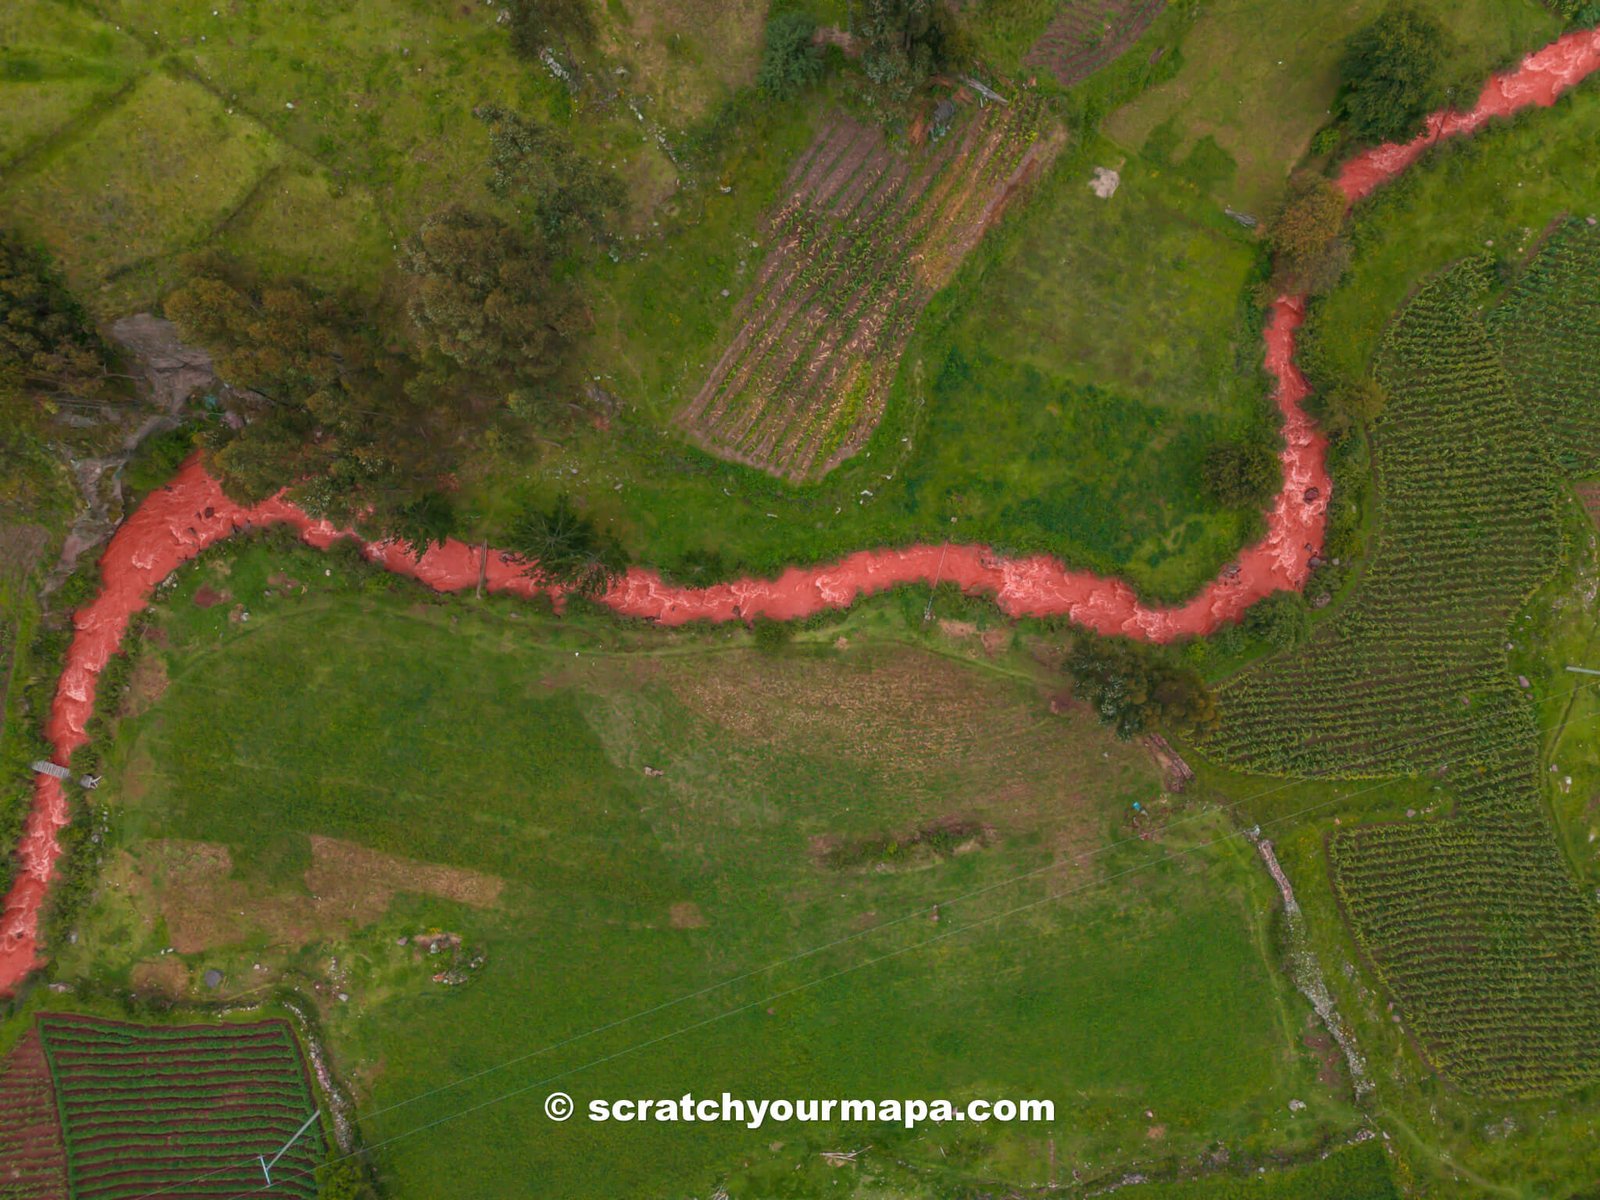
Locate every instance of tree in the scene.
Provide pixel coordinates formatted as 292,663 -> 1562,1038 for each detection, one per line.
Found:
1203,440 -> 1279,508
0,230 -> 113,400
852,0 -> 965,111
1333,376 -> 1387,424
1268,174 -> 1348,293
507,494 -> 628,596
475,105 -> 626,244
164,259 -> 456,524
1065,640 -> 1218,740
1243,591 -> 1312,651
386,489 -> 457,556
400,205 -> 587,381
505,0 -> 595,60
757,11 -> 825,100
1337,4 -> 1451,144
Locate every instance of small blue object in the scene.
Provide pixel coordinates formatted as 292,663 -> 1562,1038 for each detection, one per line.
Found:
1132,801 -> 1142,812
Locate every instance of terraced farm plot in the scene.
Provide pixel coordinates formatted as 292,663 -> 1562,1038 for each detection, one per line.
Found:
0,1029 -> 68,1200
679,98 -> 1061,482
34,1014 -> 325,1200
1023,0 -> 1167,87
1205,259 -> 1600,1097
1488,217 -> 1600,477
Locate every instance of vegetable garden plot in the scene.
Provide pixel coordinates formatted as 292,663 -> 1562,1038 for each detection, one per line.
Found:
1023,0 -> 1167,88
34,1014 -> 325,1200
678,97 -> 1059,483
1205,259 -> 1600,1096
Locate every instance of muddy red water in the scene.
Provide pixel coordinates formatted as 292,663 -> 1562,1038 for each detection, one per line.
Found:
4,31 -> 1599,994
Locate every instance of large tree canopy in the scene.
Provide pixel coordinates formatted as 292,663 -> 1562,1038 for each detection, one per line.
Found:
165,262 -> 460,534
1337,4 -> 1451,144
400,205 -> 587,382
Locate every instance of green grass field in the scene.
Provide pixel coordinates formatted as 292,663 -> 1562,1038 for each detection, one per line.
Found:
1105,0 -> 1562,215
50,537 -> 1357,1197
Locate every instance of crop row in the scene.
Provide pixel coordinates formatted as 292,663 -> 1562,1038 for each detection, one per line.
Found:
1486,217 -> 1600,477
1204,257 -> 1600,1096
680,96 -> 1055,481
35,1015 -> 324,1200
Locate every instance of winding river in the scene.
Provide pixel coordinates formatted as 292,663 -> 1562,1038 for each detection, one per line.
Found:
3,27 -> 1599,994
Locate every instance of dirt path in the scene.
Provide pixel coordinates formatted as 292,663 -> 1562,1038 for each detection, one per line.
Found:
3,32 -> 1600,997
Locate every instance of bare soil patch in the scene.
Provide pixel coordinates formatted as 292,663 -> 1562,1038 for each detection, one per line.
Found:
192,585 -> 230,608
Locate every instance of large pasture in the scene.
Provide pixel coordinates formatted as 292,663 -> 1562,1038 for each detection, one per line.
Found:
53,538 -> 1354,1197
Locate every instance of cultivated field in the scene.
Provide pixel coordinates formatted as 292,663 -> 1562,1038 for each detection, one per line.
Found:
1023,0 -> 1168,88
0,1028 -> 68,1200
1488,218 -> 1600,479
1207,260 -> 1600,1096
31,1013 -> 324,1200
678,96 -> 1060,481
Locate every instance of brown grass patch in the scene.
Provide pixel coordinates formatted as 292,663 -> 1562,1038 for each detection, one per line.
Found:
192,585 -> 230,608
119,653 -> 168,719
130,836 -> 503,954
668,901 -> 708,929
130,957 -> 191,998
304,835 -> 504,926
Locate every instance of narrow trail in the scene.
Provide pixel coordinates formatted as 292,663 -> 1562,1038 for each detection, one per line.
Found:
3,27 -> 1599,995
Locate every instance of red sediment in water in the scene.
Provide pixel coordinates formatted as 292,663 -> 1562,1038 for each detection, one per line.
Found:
1337,27 -> 1600,202
4,30 -> 1598,995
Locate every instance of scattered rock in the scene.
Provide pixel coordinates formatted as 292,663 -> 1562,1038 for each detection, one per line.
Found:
1089,166 -> 1121,199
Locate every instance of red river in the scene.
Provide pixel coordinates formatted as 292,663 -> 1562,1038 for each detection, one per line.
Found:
3,27 -> 1599,994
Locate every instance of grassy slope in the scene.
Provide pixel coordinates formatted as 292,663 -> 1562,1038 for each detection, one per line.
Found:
49,538 -> 1355,1198
1104,0 -> 1561,215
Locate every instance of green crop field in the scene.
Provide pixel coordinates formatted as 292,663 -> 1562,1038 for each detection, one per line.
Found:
49,536 -> 1356,1198
1204,259 -> 1600,1097
34,1012 -> 324,1199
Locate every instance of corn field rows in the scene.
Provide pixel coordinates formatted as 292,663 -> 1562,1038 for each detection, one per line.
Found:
1487,217 -> 1600,478
679,98 -> 1052,482
1206,257 -> 1600,1096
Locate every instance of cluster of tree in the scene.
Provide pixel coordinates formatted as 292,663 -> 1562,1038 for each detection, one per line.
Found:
1202,439 -> 1279,509
1318,375 -> 1387,437
758,11 -> 826,100
401,205 -> 587,383
1267,174 -> 1349,295
0,229 -> 114,402
506,492 -> 627,596
1242,590 -> 1312,651
398,107 -> 623,395
164,259 -> 465,533
1335,3 -> 1452,145
1065,639 -> 1218,740
852,0 -> 969,114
